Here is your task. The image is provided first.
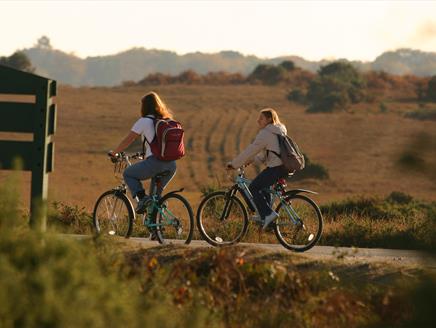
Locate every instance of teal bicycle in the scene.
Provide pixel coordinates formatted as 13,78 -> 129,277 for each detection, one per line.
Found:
197,167 -> 323,252
92,152 -> 194,244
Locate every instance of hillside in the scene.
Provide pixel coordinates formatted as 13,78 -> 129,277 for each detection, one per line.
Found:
1,84 -> 432,211
20,46 -> 436,86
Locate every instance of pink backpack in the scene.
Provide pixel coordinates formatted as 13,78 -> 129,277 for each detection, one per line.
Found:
143,117 -> 185,161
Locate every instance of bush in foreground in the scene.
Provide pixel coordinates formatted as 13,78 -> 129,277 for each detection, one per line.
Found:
1,171 -> 435,327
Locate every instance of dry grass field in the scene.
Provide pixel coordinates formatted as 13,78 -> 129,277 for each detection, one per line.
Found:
1,84 -> 436,212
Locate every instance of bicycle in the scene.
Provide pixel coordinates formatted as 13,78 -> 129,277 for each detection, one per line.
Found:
92,152 -> 194,244
196,167 -> 323,252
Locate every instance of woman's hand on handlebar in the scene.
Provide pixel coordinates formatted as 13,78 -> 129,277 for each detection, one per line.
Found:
108,151 -> 120,163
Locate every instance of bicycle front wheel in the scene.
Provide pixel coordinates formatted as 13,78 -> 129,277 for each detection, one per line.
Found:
274,194 -> 323,252
155,193 -> 194,245
93,190 -> 134,238
197,191 -> 248,247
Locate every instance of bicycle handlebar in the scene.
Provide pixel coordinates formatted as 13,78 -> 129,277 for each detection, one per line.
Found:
107,151 -> 143,162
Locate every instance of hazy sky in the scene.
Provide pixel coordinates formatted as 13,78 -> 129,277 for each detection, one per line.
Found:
1,0 -> 436,61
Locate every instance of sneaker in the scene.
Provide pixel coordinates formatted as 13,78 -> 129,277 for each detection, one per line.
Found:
135,196 -> 151,214
149,231 -> 158,241
262,211 -> 278,230
251,214 -> 262,223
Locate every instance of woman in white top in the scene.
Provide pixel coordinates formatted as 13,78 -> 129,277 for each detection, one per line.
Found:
109,92 -> 177,214
227,108 -> 289,229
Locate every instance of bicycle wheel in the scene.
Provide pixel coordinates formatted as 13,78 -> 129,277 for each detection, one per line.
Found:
154,193 -> 194,245
197,191 -> 248,247
274,194 -> 323,252
93,190 -> 134,238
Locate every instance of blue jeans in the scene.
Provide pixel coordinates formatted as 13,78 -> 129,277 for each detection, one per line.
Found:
249,165 -> 288,218
123,156 -> 176,199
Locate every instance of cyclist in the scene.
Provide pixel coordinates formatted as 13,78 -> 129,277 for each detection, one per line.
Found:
109,92 -> 177,214
226,108 -> 289,229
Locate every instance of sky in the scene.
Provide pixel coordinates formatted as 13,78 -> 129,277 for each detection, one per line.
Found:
1,0 -> 436,61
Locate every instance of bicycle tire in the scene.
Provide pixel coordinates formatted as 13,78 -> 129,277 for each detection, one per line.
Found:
92,190 -> 134,238
274,194 -> 323,252
154,193 -> 194,245
197,191 -> 249,247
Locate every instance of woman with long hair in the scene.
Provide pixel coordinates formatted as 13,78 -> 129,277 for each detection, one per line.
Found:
109,92 -> 177,214
227,108 -> 289,229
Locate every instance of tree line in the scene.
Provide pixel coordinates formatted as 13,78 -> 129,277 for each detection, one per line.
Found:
2,50 -> 436,113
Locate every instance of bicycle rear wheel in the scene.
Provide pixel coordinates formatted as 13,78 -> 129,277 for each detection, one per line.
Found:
154,193 -> 194,244
197,191 -> 248,246
93,190 -> 134,238
274,194 -> 323,252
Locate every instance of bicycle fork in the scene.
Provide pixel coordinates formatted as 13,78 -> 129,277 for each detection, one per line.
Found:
220,187 -> 238,221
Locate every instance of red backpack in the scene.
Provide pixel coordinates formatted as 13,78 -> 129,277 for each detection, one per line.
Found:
143,117 -> 185,161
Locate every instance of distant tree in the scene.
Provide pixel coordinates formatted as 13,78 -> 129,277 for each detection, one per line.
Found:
203,71 -> 246,85
0,51 -> 34,73
427,75 -> 436,102
177,70 -> 203,84
279,60 -> 295,71
36,36 -> 52,49
248,64 -> 286,85
306,61 -> 366,112
138,72 -> 171,85
415,79 -> 428,101
287,89 -> 306,104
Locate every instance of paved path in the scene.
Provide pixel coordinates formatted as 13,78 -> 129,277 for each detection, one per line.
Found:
129,238 -> 436,267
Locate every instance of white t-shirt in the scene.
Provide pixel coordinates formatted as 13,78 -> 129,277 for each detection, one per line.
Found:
131,116 -> 155,158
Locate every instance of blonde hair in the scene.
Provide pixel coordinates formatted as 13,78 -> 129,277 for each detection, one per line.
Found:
141,91 -> 173,119
260,108 -> 281,125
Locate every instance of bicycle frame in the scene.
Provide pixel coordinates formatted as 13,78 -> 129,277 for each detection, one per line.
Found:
111,152 -> 179,229
225,168 -> 303,226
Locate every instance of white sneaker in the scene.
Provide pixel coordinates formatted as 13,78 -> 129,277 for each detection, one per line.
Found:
262,211 -> 278,230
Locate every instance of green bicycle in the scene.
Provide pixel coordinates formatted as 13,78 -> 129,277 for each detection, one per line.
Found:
92,152 -> 194,244
197,167 -> 323,252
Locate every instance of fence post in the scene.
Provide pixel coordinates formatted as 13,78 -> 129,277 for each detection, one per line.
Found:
0,65 -> 57,231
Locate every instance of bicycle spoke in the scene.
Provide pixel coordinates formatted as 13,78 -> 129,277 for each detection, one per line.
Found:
155,194 -> 193,244
197,192 -> 248,246
274,194 -> 323,252
93,191 -> 133,238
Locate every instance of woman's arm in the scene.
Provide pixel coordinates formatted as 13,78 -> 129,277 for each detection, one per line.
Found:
112,131 -> 140,154
230,130 -> 268,168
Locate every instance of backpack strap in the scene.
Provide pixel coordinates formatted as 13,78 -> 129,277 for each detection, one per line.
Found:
266,133 -> 282,159
268,150 -> 281,158
142,116 -> 156,154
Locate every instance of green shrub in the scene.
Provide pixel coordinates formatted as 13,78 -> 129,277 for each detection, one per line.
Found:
379,102 -> 388,113
386,191 -> 414,204
247,64 -> 287,85
320,192 -> 436,250
404,108 -> 436,121
0,176 -> 211,327
427,75 -> 436,102
291,153 -> 329,181
306,61 -> 367,113
48,201 -> 93,234
279,60 -> 295,71
0,51 -> 34,72
320,192 -> 431,220
287,88 -> 306,104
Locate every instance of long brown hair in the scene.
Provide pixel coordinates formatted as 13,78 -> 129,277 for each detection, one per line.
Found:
260,108 -> 281,124
141,92 -> 173,119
